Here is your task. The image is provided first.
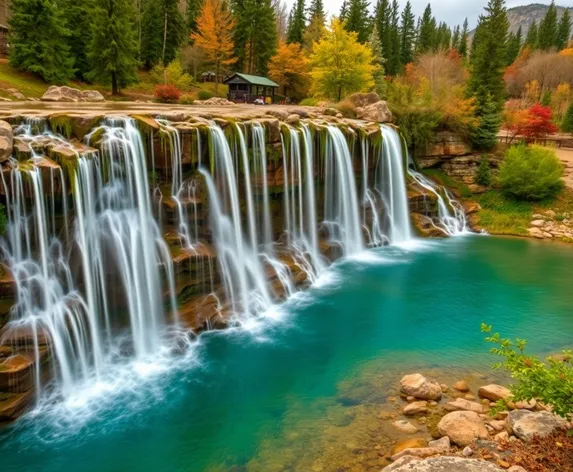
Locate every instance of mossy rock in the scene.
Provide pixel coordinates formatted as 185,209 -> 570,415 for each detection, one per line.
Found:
132,114 -> 160,136
48,114 -> 73,139
70,115 -> 102,141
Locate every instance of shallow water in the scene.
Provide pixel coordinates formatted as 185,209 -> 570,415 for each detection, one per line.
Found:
1,236 -> 572,472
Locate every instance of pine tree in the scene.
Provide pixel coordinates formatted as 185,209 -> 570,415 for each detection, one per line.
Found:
287,0 -> 306,44
374,0 -> 391,64
562,100 -> 573,133
60,0 -> 93,80
308,0 -> 324,24
506,26 -> 522,66
471,91 -> 503,151
524,20 -> 538,49
556,9 -> 571,51
468,0 -> 509,114
435,21 -> 451,50
538,1 -> 558,50
187,0 -> 203,40
452,25 -> 460,52
459,18 -> 469,58
339,0 -> 348,20
399,1 -> 416,67
368,24 -> 386,96
87,0 -> 139,95
303,13 -> 325,52
236,0 -> 278,75
417,4 -> 436,54
386,0 -> 400,74
541,89 -> 552,107
9,0 -> 75,83
344,0 -> 371,43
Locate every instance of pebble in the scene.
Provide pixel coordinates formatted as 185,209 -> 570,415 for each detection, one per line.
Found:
462,446 -> 473,456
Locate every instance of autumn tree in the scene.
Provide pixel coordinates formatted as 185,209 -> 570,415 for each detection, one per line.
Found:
192,0 -> 237,94
268,42 -> 310,100
309,18 -> 376,101
521,103 -> 559,139
87,0 -> 139,95
552,83 -> 572,119
273,0 -> 289,42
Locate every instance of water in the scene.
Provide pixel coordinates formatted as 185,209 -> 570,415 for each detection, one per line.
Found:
1,236 -> 572,472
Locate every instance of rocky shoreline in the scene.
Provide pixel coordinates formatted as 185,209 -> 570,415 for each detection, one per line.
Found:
378,373 -> 571,472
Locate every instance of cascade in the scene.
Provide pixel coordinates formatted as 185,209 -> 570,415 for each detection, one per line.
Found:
0,114 -> 462,416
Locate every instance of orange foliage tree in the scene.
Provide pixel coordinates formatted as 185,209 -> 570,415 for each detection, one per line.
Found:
191,0 -> 237,94
503,103 -> 558,143
268,42 -> 310,102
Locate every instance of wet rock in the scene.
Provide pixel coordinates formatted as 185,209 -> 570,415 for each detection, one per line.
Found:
392,420 -> 419,434
0,120 -> 13,163
355,101 -> 392,123
384,456 -> 506,471
445,398 -> 486,414
437,411 -> 489,446
423,131 -> 471,157
400,374 -> 442,400
478,385 -> 512,402
404,401 -> 428,416
454,380 -> 470,392
506,409 -> 567,441
392,438 -> 427,456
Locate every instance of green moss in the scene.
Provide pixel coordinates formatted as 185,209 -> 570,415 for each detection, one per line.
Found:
48,114 -> 73,139
422,169 -> 473,199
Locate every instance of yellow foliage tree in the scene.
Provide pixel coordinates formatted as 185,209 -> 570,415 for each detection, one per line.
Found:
552,83 -> 572,120
309,18 -> 376,101
268,42 -> 310,102
559,48 -> 573,57
524,80 -> 541,106
191,0 -> 237,94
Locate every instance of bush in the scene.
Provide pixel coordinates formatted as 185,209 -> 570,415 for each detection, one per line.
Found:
335,99 -> 356,118
562,101 -> 573,133
498,145 -> 564,200
299,97 -> 319,106
154,84 -> 181,103
482,324 -> 573,419
150,60 -> 192,90
476,154 -> 492,187
197,89 -> 214,100
179,94 -> 194,105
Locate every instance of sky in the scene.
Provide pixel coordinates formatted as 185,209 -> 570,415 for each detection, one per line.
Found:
283,0 -> 573,29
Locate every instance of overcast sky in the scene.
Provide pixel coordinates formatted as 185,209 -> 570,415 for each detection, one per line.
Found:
283,0 -> 573,29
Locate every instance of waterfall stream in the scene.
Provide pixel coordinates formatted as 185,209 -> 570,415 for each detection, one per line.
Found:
0,116 -> 464,413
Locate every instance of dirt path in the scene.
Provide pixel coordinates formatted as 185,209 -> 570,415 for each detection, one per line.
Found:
554,148 -> 573,189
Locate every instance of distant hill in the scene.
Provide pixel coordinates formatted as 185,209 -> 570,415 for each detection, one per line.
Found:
471,3 -> 573,37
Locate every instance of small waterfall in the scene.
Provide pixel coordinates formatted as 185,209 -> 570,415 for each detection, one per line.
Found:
408,170 -> 468,236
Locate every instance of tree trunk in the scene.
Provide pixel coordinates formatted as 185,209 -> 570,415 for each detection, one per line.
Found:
215,62 -> 219,95
162,11 -> 168,66
112,72 -> 119,96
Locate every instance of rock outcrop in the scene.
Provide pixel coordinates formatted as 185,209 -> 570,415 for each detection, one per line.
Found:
41,86 -> 105,102
0,120 -> 14,163
507,409 -> 567,441
355,101 -> 393,123
400,373 -> 442,400
437,411 -> 489,446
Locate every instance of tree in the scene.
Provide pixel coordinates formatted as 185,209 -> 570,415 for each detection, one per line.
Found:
232,0 -> 278,75
287,0 -> 306,44
551,83 -> 572,119
187,0 -> 203,40
562,100 -> 573,133
520,103 -> 558,139
471,91 -> 502,151
399,1 -> 416,67
541,89 -> 552,107
476,155 -> 492,186
268,41 -> 310,100
368,24 -> 386,96
140,0 -> 163,68
303,14 -> 325,52
417,4 -> 436,54
87,0 -> 139,95
309,18 -> 376,101
467,0 -> 509,114
386,0 -> 400,75
506,26 -> 522,66
8,0 -> 75,83
458,18 -> 469,58
192,0 -> 237,94
61,0 -> 94,80
524,20 -> 538,49
344,0 -> 371,44
538,1 -> 558,51
556,9 -> 571,51
273,0 -> 289,42
308,0 -> 325,24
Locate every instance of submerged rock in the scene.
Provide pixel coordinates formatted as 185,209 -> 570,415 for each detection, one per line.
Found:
453,380 -> 470,392
392,420 -> 419,434
404,401 -> 428,416
437,411 -> 489,446
400,373 -> 442,400
445,398 -> 485,414
507,409 -> 567,441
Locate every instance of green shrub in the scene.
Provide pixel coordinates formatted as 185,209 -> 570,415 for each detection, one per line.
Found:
481,324 -> 573,419
394,108 -> 442,152
498,144 -> 564,201
476,154 -> 492,187
335,99 -> 356,118
179,94 -> 194,105
299,97 -> 319,106
562,101 -> 573,133
198,89 -> 214,100
150,60 -> 192,90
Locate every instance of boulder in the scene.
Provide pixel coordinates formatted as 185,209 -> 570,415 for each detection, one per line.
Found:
267,109 -> 289,120
528,227 -> 544,239
81,90 -> 105,102
355,100 -> 393,123
494,431 -> 509,442
347,92 -> 380,108
428,436 -> 451,451
445,398 -> 485,414
383,456 -> 506,471
514,399 -> 536,410
400,373 -> 442,400
437,411 -> 489,446
507,409 -> 567,441
392,420 -> 419,434
530,220 -> 545,228
453,380 -> 471,392
404,401 -> 428,416
286,114 -> 300,125
289,107 -> 310,118
41,86 -> 105,102
478,384 -> 512,402
0,120 -> 13,163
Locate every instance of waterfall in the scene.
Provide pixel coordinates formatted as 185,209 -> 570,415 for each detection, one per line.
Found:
408,170 -> 469,236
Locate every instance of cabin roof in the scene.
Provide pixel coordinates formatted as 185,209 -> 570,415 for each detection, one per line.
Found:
224,73 -> 279,88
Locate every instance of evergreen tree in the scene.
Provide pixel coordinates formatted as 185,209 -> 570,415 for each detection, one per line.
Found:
524,20 -> 538,49
233,0 -> 278,75
400,1 -> 416,67
435,21 -> 451,50
287,0 -> 306,44
459,18 -> 469,58
538,1 -> 558,50
374,0 -> 391,63
308,0 -> 324,23
344,0 -> 371,43
452,25 -> 460,52
477,154 -> 492,186
88,0 -> 139,95
60,0 -> 93,80
556,9 -> 571,51
417,4 -> 436,54
339,0 -> 348,20
140,0 -> 163,68
368,24 -> 386,96
562,100 -> 573,133
471,91 -> 503,151
467,0 -> 509,114
541,89 -> 552,107
187,0 -> 203,40
9,0 -> 75,83
506,26 -> 522,66
386,0 -> 400,74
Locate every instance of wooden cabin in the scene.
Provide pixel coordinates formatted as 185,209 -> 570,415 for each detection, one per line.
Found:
224,73 -> 279,104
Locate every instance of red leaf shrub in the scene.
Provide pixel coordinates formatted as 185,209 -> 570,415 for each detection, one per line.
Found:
154,84 -> 181,103
521,103 -> 559,139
